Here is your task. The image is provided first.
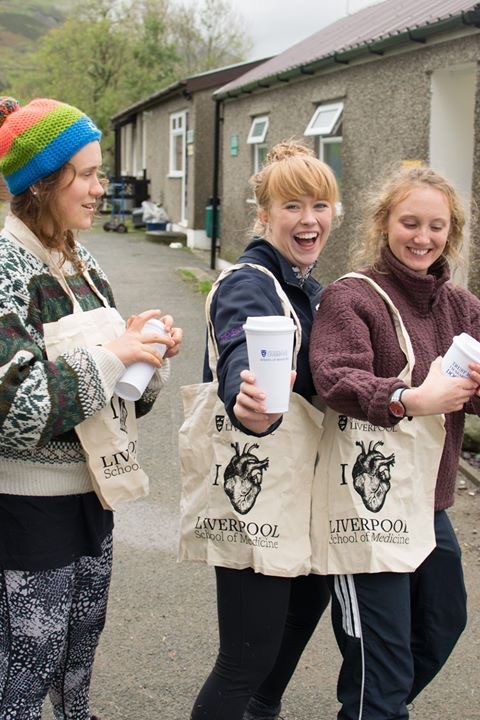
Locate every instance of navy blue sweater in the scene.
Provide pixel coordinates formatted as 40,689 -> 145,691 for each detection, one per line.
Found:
205,238 -> 322,432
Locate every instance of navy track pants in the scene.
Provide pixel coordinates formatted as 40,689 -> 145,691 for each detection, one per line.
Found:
330,510 -> 467,720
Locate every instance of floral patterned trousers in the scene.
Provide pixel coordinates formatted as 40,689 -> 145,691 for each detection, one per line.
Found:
0,534 -> 112,720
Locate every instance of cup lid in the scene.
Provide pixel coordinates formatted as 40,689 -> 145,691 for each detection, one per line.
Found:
454,332 -> 480,360
243,315 -> 294,332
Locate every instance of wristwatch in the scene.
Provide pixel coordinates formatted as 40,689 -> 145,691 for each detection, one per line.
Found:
389,387 -> 407,418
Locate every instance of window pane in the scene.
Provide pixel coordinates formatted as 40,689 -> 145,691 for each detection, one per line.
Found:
312,109 -> 338,131
251,120 -> 267,139
254,144 -> 268,172
323,140 -> 342,191
174,134 -> 183,173
169,111 -> 187,175
305,102 -> 343,136
247,116 -> 269,144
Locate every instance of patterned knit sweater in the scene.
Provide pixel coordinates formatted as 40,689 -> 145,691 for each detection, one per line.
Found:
0,214 -> 165,497
309,248 -> 480,511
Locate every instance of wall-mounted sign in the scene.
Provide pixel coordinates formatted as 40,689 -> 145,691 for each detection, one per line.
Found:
230,134 -> 239,156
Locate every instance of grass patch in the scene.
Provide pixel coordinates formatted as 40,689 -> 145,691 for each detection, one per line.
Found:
177,268 -> 213,295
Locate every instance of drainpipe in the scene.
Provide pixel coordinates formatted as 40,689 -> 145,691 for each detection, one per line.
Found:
211,97 -> 222,270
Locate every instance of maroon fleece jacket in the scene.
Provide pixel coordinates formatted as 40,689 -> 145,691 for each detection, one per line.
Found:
309,247 -> 480,511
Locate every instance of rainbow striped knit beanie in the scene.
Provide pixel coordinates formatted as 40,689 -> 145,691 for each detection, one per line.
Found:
0,97 -> 102,196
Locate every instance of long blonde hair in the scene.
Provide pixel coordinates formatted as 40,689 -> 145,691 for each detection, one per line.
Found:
350,164 -> 466,271
249,141 -> 338,237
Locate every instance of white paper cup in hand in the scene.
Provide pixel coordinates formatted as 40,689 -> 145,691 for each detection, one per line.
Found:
441,332 -> 480,378
115,318 -> 168,401
243,315 -> 295,413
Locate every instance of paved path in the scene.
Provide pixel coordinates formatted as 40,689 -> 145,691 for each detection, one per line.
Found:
46,227 -> 479,720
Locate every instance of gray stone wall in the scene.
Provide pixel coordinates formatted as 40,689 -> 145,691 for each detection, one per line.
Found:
144,105 -> 171,208
219,34 -> 480,291
144,96 -> 191,223
189,90 -> 216,230
141,89 -> 217,231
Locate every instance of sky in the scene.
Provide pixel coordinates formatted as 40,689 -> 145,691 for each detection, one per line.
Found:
231,0 -> 385,61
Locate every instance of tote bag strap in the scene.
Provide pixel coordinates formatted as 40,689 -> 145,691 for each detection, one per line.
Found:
338,272 -> 414,384
205,263 -> 302,380
4,224 -> 110,311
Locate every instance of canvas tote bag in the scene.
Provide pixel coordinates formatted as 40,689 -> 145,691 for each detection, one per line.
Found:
6,223 -> 149,510
178,263 -> 324,577
310,273 -> 446,575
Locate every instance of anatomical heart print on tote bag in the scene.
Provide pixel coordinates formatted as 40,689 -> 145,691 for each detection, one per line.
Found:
310,274 -> 446,575
178,263 -> 324,577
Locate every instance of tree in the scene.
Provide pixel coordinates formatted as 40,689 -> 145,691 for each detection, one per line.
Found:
126,0 -> 179,97
170,0 -> 252,76
12,14 -> 128,156
7,0 -> 251,159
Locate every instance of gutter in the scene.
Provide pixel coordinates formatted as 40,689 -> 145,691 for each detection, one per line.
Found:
215,7 -> 480,100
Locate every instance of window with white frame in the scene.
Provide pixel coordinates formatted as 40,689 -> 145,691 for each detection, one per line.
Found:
169,111 -> 186,177
247,115 -> 269,173
304,102 -> 343,193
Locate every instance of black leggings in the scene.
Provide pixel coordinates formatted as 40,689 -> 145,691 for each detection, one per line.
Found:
190,566 -> 330,719
0,534 -> 112,720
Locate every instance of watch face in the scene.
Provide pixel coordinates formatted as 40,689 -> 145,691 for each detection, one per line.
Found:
389,400 -> 404,418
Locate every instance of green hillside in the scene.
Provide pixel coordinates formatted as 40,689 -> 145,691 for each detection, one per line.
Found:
0,1 -> 74,91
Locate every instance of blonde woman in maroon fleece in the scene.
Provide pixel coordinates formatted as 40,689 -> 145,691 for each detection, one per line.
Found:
310,164 -> 480,720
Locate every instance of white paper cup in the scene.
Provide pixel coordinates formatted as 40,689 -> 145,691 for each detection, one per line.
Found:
441,332 -> 480,378
243,315 -> 295,413
115,318 -> 168,401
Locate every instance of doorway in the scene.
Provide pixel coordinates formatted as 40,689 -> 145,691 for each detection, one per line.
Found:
430,63 -> 476,286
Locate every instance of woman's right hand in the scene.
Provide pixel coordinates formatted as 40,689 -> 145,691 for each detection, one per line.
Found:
403,357 -> 480,416
104,309 -> 175,368
233,368 -> 296,434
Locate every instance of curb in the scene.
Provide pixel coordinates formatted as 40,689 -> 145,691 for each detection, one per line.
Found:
458,457 -> 480,488
145,229 -> 187,246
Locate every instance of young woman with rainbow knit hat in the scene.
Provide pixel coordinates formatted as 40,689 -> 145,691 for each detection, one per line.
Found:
0,97 -> 182,719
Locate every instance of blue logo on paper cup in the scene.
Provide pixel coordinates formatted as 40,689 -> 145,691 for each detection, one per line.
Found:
258,348 -> 289,361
